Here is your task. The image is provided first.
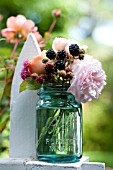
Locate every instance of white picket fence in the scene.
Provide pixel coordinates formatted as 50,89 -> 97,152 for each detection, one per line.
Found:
0,33 -> 105,170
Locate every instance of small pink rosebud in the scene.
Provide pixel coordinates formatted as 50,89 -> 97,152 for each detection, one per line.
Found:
21,60 -> 30,80
21,68 -> 30,80
23,60 -> 29,68
52,9 -> 62,18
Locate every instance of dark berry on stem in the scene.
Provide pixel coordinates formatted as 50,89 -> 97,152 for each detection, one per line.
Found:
57,50 -> 66,60
69,44 -> 80,56
45,62 -> 54,73
54,60 -> 65,71
45,67 -> 54,73
46,49 -> 56,60
79,54 -> 84,60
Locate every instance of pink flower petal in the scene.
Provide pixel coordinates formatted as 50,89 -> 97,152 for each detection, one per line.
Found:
23,20 -> 35,32
7,16 -> 16,28
32,26 -> 38,33
7,15 -> 27,30
1,28 -> 17,43
1,28 -> 15,36
34,32 -> 42,42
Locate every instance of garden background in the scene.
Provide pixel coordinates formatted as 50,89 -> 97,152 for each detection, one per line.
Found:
0,0 -> 113,168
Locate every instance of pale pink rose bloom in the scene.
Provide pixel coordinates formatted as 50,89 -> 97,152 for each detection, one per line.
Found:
28,50 -> 48,74
52,38 -> 69,51
1,14 -> 42,43
68,55 -> 106,103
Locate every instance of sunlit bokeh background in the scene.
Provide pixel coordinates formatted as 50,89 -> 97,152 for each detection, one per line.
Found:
0,0 -> 113,168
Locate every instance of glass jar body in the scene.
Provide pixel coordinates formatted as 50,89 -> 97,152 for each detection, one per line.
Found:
36,84 -> 82,163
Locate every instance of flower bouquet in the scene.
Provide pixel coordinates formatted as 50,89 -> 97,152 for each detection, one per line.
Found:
20,37 -> 106,163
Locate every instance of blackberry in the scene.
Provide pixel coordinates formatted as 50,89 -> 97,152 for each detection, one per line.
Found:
46,49 -> 56,60
57,50 -> 66,60
69,44 -> 80,56
54,60 -> 65,71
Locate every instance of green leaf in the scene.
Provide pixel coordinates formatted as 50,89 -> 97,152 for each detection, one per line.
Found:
26,77 -> 41,90
4,82 -> 11,98
19,78 -> 41,92
19,81 -> 27,92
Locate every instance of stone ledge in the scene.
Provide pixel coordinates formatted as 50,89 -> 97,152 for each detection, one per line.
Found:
26,156 -> 89,170
82,162 -> 105,170
0,158 -> 30,170
0,157 -> 105,170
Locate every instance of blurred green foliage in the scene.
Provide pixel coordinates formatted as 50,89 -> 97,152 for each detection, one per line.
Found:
0,0 -> 113,167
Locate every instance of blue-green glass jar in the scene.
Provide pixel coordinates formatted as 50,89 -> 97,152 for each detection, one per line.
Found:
36,83 -> 82,163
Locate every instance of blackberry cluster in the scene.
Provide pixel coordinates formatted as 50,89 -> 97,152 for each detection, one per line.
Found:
54,60 -> 65,71
46,49 -> 56,60
57,50 -> 66,60
69,44 -> 80,56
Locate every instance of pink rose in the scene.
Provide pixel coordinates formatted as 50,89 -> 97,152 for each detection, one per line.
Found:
52,37 -> 69,51
52,9 -> 62,17
68,55 -> 106,103
28,50 -> 48,74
